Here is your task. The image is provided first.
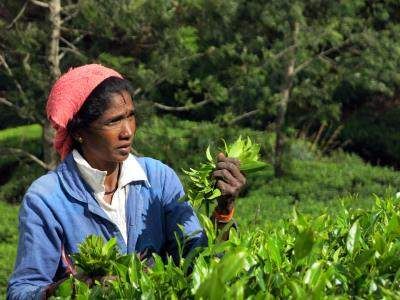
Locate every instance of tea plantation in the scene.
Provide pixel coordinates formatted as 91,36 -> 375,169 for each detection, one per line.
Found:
1,120 -> 400,298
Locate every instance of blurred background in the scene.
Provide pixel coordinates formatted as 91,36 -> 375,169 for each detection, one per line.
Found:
0,0 -> 400,296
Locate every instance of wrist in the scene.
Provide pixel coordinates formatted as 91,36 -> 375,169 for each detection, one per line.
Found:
213,206 -> 235,223
215,199 -> 235,215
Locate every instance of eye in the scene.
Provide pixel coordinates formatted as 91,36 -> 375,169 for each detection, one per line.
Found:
105,118 -> 122,126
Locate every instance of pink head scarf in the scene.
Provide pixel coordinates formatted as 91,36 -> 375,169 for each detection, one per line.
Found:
46,64 -> 123,160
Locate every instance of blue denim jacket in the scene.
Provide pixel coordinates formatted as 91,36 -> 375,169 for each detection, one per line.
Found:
7,154 -> 206,300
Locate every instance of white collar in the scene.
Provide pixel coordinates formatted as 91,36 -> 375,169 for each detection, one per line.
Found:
72,149 -> 150,193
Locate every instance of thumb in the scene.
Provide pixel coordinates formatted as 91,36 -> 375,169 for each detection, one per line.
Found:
217,152 -> 226,161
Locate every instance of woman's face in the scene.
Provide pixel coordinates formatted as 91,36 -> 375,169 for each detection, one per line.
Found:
79,90 -> 136,171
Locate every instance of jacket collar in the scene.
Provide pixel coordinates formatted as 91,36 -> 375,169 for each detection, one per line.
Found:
72,150 -> 151,197
57,152 -> 150,205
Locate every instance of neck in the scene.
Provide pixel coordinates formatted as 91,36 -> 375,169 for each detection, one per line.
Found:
104,163 -> 120,193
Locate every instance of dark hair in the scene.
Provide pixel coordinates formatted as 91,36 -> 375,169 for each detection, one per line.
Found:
67,76 -> 134,148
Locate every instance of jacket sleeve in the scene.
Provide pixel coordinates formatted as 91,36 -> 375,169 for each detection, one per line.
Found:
161,165 -> 207,263
7,190 -> 63,300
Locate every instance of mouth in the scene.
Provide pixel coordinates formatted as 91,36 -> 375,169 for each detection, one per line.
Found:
117,144 -> 131,154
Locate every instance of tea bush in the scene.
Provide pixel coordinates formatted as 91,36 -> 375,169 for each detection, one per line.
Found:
52,195 -> 400,299
0,201 -> 19,298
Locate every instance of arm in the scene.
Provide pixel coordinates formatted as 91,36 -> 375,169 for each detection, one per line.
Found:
7,192 -> 63,300
211,153 -> 246,239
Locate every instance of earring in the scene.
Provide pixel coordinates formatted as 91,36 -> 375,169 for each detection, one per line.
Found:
77,137 -> 83,143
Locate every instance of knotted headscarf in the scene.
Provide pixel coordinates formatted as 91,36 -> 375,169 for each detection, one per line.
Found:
46,64 -> 123,160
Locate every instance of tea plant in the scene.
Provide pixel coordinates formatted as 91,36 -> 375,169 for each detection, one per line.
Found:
52,195 -> 400,299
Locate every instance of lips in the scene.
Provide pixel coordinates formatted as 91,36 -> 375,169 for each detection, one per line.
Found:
117,144 -> 131,153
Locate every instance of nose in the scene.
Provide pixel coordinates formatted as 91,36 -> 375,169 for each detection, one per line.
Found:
119,118 -> 135,139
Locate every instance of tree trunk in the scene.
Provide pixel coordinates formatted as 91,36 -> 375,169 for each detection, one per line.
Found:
43,0 -> 61,169
274,21 -> 299,177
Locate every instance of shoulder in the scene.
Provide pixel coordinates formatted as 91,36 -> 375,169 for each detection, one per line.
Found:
136,156 -> 178,179
26,170 -> 61,198
22,162 -> 67,209
135,156 -> 183,194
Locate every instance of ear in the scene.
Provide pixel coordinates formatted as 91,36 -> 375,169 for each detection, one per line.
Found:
71,129 -> 85,142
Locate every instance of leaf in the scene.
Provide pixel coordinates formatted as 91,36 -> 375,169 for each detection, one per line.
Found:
288,280 -> 307,298
206,145 -> 213,163
219,251 -> 247,282
208,188 -> 221,199
373,232 -> 386,254
354,249 -> 375,267
267,236 -> 282,266
294,229 -> 314,260
304,261 -> 323,286
386,215 -> 400,236
227,136 -> 244,158
240,161 -> 268,173
346,220 -> 360,255
55,276 -> 73,297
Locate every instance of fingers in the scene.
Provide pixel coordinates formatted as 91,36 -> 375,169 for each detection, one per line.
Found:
216,179 -> 239,196
213,169 -> 238,189
215,161 -> 245,183
213,152 -> 246,204
217,152 -> 240,167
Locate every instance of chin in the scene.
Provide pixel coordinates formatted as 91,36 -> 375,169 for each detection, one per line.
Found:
115,151 -> 130,161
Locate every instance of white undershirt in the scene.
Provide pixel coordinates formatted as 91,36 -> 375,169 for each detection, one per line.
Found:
72,149 -> 149,244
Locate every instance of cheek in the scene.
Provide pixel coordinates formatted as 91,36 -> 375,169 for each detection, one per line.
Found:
86,132 -> 117,150
132,121 -> 137,135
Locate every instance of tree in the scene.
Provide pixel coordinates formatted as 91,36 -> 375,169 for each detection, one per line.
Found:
1,0 -> 400,174
1,0 -> 80,169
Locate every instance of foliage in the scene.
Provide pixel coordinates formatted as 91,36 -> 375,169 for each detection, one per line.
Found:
0,201 -> 19,298
0,124 -> 42,166
0,124 -> 43,203
73,236 -> 121,277
341,107 -> 400,169
134,115 -> 272,172
0,162 -> 43,203
1,121 -> 400,297
182,136 -> 267,213
52,195 -> 400,299
2,0 -> 400,135
237,150 -> 400,227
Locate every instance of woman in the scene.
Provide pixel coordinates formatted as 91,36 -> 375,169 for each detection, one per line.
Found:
7,64 -> 245,299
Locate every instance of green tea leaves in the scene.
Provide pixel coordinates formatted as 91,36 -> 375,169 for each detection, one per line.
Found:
294,229 -> 314,260
72,235 -> 120,276
346,220 -> 361,255
56,196 -> 400,298
183,136 -> 267,211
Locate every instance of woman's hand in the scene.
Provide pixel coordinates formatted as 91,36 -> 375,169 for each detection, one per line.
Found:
212,153 -> 246,214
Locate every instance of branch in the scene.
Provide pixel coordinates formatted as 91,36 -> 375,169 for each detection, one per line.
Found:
62,3 -> 78,13
154,99 -> 212,112
0,147 -> 52,171
132,88 -> 142,97
30,0 -> 49,8
293,39 -> 351,75
0,53 -> 27,98
59,35 -> 85,60
0,97 -> 38,122
0,55 -> 40,122
6,1 -> 28,29
0,97 -> 14,107
227,109 -> 260,125
61,8 -> 79,24
273,44 -> 296,60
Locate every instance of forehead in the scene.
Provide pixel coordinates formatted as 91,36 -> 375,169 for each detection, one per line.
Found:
104,91 -> 134,113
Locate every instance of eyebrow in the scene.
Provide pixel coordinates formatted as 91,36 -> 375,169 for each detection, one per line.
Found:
104,109 -> 135,123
